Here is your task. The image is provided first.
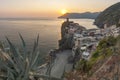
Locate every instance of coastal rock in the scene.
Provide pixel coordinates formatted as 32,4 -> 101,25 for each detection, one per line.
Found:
59,20 -> 86,50
94,2 -> 120,28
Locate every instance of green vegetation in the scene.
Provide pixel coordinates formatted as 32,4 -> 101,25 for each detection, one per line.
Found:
0,34 -> 61,80
75,35 -> 120,76
95,2 -> 120,28
0,34 -> 40,80
98,36 -> 117,48
76,59 -> 90,73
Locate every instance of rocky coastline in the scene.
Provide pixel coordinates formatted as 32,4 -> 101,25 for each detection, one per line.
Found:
59,19 -> 86,50
41,19 -> 88,79
45,17 -> 120,79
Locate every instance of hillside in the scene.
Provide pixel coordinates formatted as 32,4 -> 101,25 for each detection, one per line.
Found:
65,35 -> 120,80
58,12 -> 100,19
94,2 -> 120,28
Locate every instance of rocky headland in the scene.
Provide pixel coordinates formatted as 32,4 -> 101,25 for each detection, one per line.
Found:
59,19 -> 86,50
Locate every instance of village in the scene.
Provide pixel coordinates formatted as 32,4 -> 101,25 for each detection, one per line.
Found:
65,19 -> 120,60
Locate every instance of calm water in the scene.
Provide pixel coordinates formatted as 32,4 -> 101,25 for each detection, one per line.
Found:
0,18 -> 97,57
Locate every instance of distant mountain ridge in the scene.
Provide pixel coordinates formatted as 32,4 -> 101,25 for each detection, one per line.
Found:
58,12 -> 100,19
94,2 -> 120,28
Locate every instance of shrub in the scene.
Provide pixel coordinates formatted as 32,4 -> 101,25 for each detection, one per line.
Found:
92,50 -> 100,58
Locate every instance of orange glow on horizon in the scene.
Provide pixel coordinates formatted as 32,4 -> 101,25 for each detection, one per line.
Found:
0,0 -> 119,18
61,9 -> 68,14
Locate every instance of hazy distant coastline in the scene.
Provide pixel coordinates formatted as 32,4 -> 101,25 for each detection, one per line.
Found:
58,12 -> 100,19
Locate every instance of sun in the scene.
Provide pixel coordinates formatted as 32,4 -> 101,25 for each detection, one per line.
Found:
61,9 -> 68,14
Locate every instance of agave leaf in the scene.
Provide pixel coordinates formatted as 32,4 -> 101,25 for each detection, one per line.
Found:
26,35 -> 40,79
7,68 -> 15,80
1,52 -> 10,60
23,58 -> 30,80
31,51 -> 40,69
32,41 -> 37,53
0,59 -> 7,69
0,59 -> 17,77
29,41 -> 36,62
19,33 -> 27,60
16,48 -> 24,62
1,52 -> 19,71
31,35 -> 39,66
6,37 -> 17,55
29,40 -> 37,67
1,52 -> 13,63
15,49 -> 25,72
36,34 -> 39,47
6,37 -> 22,73
19,33 -> 26,47
18,34 -> 29,76
33,34 -> 39,54
6,37 -> 21,65
0,41 -> 5,51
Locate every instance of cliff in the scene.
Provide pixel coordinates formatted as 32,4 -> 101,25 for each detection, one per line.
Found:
59,20 -> 86,50
94,2 -> 120,28
58,12 -> 100,19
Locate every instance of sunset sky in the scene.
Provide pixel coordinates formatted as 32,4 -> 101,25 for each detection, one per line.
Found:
0,0 -> 120,18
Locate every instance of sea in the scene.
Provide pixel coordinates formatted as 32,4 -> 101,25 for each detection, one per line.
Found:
0,18 -> 97,61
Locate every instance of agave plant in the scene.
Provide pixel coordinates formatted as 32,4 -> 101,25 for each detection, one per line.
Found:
0,34 -> 63,80
0,34 -> 41,80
